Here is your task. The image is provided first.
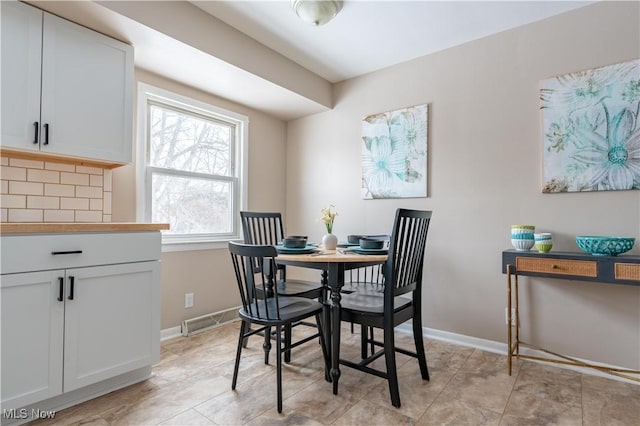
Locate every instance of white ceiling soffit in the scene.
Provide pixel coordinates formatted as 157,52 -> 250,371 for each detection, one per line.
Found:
193,0 -> 595,83
25,1 -> 595,121
27,0 -> 332,121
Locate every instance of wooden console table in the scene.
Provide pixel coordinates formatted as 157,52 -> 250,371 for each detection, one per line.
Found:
502,249 -> 640,382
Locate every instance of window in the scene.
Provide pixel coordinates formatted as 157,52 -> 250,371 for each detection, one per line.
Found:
137,83 -> 248,250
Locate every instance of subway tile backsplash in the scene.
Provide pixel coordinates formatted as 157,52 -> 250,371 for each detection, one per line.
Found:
0,155 -> 112,223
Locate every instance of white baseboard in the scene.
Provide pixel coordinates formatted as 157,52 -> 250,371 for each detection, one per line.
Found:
396,323 -> 638,385
160,326 -> 181,341
421,325 -> 506,354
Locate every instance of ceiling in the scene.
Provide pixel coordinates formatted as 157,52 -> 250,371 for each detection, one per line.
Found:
28,1 -> 594,120
192,1 -> 594,83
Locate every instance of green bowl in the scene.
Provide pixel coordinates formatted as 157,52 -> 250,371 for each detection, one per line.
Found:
535,242 -> 553,253
575,236 -> 635,256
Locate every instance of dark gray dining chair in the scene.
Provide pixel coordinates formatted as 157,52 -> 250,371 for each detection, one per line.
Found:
228,241 -> 328,413
240,211 -> 325,362
338,208 -> 432,408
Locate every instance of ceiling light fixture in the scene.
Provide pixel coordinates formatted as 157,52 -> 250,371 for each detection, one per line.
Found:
291,0 -> 343,26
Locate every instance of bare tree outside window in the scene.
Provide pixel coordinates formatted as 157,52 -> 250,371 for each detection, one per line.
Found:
147,102 -> 237,237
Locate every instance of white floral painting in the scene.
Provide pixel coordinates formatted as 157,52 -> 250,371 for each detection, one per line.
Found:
361,104 -> 428,199
541,59 -> 640,193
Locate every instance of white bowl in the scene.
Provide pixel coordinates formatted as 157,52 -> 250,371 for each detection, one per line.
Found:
511,238 -> 534,251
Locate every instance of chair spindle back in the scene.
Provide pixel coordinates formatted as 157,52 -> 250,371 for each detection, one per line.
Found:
240,211 -> 286,246
385,209 -> 432,297
229,241 -> 282,321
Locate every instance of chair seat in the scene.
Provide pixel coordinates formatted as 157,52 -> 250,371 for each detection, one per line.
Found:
276,279 -> 325,297
341,292 -> 412,314
239,296 -> 324,324
341,281 -> 384,295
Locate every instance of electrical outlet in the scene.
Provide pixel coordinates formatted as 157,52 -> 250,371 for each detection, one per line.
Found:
504,307 -> 517,326
185,292 -> 194,308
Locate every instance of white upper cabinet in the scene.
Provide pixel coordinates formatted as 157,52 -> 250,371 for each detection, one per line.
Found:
40,12 -> 133,163
1,1 -> 134,164
1,1 -> 42,151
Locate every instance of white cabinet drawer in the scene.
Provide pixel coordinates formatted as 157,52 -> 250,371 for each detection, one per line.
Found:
1,232 -> 161,274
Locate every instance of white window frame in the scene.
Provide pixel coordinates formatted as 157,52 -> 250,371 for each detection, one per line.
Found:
136,83 -> 248,252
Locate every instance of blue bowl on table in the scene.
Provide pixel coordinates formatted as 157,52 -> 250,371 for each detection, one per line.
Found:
282,235 -> 308,249
575,236 -> 635,256
359,237 -> 385,250
347,234 -> 366,244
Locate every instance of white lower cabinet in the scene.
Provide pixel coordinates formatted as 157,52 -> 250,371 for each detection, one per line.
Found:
1,271 -> 64,410
0,232 -> 161,415
64,262 -> 159,392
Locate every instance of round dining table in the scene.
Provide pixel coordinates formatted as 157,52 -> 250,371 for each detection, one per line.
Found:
275,250 -> 387,395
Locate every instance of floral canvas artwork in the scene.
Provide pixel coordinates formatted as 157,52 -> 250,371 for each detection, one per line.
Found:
541,59 -> 640,193
361,104 -> 428,199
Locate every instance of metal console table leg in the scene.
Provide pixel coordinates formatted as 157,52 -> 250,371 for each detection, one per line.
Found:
506,263 -> 639,382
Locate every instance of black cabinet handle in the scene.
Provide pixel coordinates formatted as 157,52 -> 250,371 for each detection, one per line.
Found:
68,276 -> 75,300
51,250 -> 83,255
33,122 -> 39,144
43,123 -> 49,145
58,277 -> 64,302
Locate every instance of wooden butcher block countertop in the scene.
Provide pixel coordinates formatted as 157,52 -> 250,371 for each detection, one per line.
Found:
0,222 -> 170,234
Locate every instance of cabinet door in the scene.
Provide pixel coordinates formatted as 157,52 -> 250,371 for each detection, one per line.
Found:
63,261 -> 160,392
40,12 -> 133,163
0,271 -> 64,410
0,1 -> 42,150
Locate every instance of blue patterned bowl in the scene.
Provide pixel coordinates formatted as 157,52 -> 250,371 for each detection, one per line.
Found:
575,236 -> 635,256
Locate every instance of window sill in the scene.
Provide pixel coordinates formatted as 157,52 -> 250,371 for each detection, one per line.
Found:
161,238 -> 240,253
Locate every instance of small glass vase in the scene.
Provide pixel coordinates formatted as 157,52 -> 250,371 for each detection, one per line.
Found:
322,233 -> 338,250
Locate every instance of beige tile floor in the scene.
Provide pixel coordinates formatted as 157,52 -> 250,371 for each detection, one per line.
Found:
27,321 -> 639,426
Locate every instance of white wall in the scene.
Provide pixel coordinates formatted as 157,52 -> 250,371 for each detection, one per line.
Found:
286,1 -> 640,369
